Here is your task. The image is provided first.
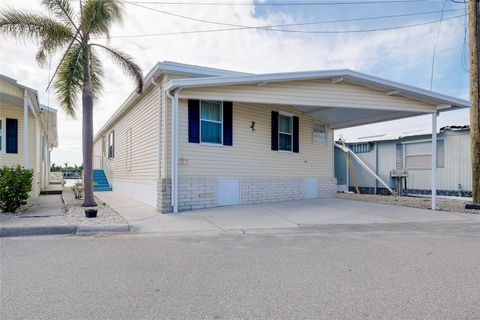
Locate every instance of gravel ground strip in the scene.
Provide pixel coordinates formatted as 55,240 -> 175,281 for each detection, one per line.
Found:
62,187 -> 127,225
336,192 -> 480,214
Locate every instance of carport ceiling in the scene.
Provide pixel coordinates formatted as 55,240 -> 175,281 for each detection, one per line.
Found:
293,105 -> 426,129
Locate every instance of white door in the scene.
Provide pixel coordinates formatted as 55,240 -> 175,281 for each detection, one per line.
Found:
216,179 -> 240,206
303,178 -> 318,199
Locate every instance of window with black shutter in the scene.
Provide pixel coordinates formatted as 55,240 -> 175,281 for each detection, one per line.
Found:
108,130 -> 115,158
188,99 -> 233,146
272,112 -> 299,153
6,118 -> 18,154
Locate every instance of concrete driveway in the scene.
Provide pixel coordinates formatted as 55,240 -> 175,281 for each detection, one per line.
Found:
95,192 -> 480,234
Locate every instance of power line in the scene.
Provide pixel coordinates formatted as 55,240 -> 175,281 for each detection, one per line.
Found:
105,8 -> 464,39
126,0 -> 445,5
430,0 -> 449,90
126,0 -> 465,30
108,3 -> 465,39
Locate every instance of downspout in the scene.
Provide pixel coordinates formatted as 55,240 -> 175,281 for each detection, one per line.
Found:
374,142 -> 378,194
23,89 -> 29,168
166,88 -> 180,213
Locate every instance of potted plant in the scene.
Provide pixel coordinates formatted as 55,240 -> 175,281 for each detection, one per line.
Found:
84,208 -> 97,218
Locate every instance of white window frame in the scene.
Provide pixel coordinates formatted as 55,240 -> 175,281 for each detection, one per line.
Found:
108,130 -> 115,159
0,117 -> 5,154
200,100 -> 223,146
313,121 -> 327,144
403,139 -> 437,170
278,112 -> 293,152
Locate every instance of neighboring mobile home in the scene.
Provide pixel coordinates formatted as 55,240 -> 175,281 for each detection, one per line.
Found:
334,126 -> 472,197
92,61 -> 470,213
0,75 -> 58,197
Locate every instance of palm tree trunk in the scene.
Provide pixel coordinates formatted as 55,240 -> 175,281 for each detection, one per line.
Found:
82,80 -> 97,207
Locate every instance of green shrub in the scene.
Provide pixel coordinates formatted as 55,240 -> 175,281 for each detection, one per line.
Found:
0,165 -> 34,213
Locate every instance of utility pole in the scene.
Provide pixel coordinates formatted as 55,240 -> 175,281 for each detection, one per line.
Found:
468,0 -> 480,206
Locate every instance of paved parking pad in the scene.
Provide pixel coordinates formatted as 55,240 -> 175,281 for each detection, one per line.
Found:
96,192 -> 478,234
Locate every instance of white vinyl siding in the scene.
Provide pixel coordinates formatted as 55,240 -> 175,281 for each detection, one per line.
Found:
0,103 -> 38,196
93,86 -> 159,183
178,100 -> 334,178
406,133 -> 471,191
343,133 -> 471,192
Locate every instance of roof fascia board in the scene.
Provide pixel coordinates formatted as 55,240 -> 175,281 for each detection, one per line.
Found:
158,61 -> 249,77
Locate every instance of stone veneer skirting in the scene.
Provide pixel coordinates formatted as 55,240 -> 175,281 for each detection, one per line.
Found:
158,176 -> 337,212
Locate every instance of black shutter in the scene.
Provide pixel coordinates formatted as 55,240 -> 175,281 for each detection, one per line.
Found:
188,99 -> 200,143
271,111 -> 279,151
6,118 -> 18,154
223,101 -> 233,146
293,116 -> 299,153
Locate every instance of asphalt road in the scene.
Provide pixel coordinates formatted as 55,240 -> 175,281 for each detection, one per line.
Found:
1,223 -> 480,319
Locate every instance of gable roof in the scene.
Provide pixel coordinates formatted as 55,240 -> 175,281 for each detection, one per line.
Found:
94,61 -> 249,139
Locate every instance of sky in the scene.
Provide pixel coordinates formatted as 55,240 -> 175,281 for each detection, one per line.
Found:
0,0 -> 471,166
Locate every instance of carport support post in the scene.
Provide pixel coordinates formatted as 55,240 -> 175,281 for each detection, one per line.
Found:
23,90 -> 29,168
431,112 -> 438,211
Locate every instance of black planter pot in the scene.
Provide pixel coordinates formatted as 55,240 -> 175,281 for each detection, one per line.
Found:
465,204 -> 480,210
85,209 -> 98,218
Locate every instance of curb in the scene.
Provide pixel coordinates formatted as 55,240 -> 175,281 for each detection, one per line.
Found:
0,226 -> 76,237
76,224 -> 130,234
0,224 -> 130,237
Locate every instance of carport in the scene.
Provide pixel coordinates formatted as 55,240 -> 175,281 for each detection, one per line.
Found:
165,69 -> 471,212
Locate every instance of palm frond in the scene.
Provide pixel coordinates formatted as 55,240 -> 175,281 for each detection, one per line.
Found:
92,44 -> 143,93
54,43 -> 86,117
35,30 -> 73,66
40,0 -> 78,33
82,0 -> 123,38
0,10 -> 73,44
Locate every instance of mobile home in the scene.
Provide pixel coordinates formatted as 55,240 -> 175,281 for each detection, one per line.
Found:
335,126 -> 472,197
92,61 -> 470,212
0,75 -> 58,197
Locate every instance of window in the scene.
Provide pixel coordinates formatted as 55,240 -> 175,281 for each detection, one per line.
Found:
4,118 -> 18,154
278,113 -> 293,151
404,141 -> 445,169
313,122 -> 326,144
350,143 -> 371,153
108,131 -> 115,158
200,100 -> 222,144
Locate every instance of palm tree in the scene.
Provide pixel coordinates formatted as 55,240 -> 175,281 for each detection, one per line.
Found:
0,0 -> 143,207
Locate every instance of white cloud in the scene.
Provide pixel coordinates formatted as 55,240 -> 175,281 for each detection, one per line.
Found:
0,0 -> 469,165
